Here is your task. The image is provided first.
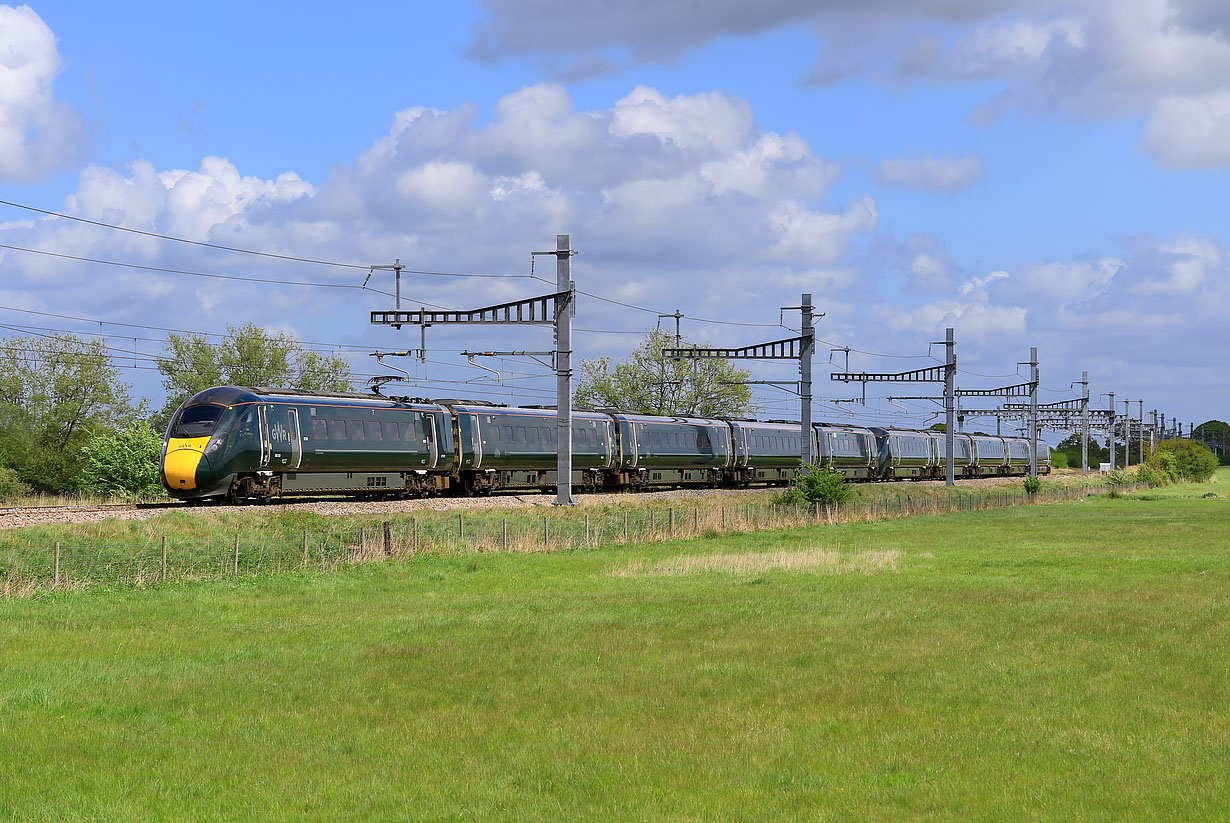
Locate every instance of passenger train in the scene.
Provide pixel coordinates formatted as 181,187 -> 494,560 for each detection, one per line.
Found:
161,386 -> 1051,503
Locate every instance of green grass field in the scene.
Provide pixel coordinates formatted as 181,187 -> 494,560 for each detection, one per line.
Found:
1,472 -> 1226,821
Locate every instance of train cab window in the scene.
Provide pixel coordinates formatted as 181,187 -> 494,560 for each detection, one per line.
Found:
170,404 -> 224,438
330,419 -> 347,441
348,420 -> 365,441
385,421 -> 400,442
366,421 -> 382,441
313,419 -> 328,440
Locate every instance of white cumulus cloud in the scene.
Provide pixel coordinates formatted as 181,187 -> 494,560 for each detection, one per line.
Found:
0,4 -> 88,181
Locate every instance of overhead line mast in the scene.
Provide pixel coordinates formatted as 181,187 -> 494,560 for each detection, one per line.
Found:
370,235 -> 578,506
662,293 -> 817,469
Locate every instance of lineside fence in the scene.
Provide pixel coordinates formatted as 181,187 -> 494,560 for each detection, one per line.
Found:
0,482 -> 1137,597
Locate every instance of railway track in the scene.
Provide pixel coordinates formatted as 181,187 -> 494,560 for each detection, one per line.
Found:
0,501 -> 179,517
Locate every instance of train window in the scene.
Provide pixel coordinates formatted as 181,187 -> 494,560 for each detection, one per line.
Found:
501,425 -> 513,441
545,427 -> 555,445
528,427 -> 539,445
697,429 -> 712,452
365,421 -> 380,441
513,427 -> 525,443
171,404 -> 224,438
313,419 -> 328,440
402,421 -> 416,441
488,425 -> 500,443
386,421 -> 400,442
330,419 -> 347,441
348,420 -> 365,441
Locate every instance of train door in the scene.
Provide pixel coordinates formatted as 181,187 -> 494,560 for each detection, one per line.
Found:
470,414 -> 483,468
263,404 -> 302,469
257,405 -> 271,468
425,413 -> 440,468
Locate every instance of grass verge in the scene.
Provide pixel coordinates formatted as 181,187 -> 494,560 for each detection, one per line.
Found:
0,481 -> 1226,821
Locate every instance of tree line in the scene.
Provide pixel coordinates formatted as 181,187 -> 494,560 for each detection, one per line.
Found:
0,325 -> 351,498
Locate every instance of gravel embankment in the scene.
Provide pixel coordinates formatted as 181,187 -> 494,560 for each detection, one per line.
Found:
0,473 -> 1084,531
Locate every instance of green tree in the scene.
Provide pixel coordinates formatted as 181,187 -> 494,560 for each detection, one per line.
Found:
0,334 -> 142,492
81,423 -> 165,498
573,328 -> 759,417
157,323 -> 353,424
1193,419 -> 1229,465
1151,439 -> 1218,483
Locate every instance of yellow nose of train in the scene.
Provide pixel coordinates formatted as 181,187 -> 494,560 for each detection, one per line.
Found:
163,437 -> 211,491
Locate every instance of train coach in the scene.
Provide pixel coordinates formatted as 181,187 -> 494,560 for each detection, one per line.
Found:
161,385 -> 1049,503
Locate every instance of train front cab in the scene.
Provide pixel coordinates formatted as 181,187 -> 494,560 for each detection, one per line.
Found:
162,387 -> 262,501
163,387 -> 456,502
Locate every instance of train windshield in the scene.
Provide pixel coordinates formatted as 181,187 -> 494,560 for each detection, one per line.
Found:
171,405 -> 225,438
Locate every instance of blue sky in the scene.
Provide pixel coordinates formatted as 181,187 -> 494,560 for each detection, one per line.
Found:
2,0 -> 1228,435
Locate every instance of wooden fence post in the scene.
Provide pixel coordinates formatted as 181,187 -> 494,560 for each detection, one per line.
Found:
162,536 -> 168,582
585,513 -> 590,547
543,516 -> 549,547
669,508 -> 675,538
502,518 -> 508,552
233,534 -> 240,575
650,510 -> 655,536
302,530 -> 308,567
458,513 -> 464,543
624,511 -> 629,543
382,521 -> 392,556
359,528 -> 366,554
53,542 -> 60,587
413,519 -> 419,555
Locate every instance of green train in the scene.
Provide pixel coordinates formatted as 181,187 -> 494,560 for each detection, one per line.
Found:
162,386 -> 1048,502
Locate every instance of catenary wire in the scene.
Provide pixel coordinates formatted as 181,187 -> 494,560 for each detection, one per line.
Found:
0,197 -> 536,279
0,242 -> 472,309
